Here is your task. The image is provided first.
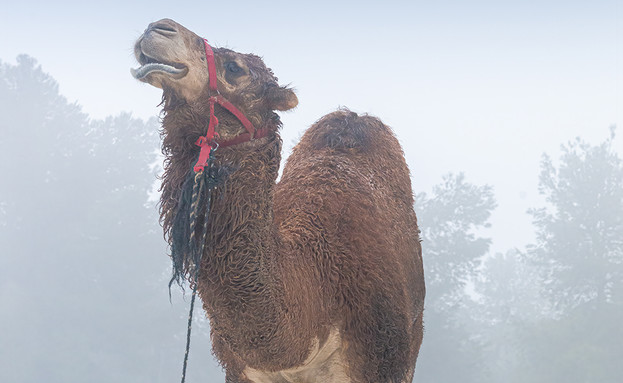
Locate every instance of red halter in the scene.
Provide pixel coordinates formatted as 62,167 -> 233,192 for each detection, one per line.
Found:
193,39 -> 269,173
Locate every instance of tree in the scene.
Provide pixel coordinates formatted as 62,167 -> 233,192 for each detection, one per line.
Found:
529,128 -> 623,310
0,56 -> 223,383
413,173 -> 496,383
518,130 -> 623,383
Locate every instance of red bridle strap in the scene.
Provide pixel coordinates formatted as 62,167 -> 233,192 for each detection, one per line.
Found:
193,98 -> 218,173
194,40 -> 269,172
204,39 -> 218,93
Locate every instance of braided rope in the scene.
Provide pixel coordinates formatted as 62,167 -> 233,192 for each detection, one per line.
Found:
180,159 -> 216,383
189,171 -> 206,266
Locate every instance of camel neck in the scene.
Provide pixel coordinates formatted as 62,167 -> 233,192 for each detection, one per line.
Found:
196,136 -> 310,368
160,109 -> 312,369
202,136 -> 282,288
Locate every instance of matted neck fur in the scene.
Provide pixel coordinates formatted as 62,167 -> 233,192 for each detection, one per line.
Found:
132,18 -> 425,383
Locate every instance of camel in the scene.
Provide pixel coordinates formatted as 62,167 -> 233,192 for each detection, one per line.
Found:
131,19 -> 425,383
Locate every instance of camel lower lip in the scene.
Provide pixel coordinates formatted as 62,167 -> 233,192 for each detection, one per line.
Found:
131,63 -> 187,79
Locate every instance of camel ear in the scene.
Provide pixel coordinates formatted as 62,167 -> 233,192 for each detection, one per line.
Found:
268,86 -> 298,111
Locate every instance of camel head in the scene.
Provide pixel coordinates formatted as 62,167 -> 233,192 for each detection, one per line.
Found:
132,19 -> 297,139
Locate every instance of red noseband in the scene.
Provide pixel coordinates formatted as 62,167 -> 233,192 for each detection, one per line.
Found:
193,39 -> 269,173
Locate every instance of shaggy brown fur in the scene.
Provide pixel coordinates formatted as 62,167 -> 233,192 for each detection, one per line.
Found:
133,19 -> 424,383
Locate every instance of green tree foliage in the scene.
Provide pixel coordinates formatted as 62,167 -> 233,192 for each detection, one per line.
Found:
518,131 -> 623,383
0,56 -> 222,383
416,173 -> 496,307
529,130 -> 623,310
467,133 -> 623,383
413,173 -> 496,383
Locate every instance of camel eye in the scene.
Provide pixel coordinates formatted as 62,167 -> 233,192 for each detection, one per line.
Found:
225,61 -> 242,74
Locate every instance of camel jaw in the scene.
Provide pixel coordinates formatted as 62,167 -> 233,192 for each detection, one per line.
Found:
131,47 -> 189,82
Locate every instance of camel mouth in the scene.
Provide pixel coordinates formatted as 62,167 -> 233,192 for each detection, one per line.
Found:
131,52 -> 188,80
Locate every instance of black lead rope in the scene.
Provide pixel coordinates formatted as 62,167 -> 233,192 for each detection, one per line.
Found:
180,269 -> 200,383
180,153 -> 217,383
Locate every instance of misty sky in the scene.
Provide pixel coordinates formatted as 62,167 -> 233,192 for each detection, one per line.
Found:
2,0 -> 621,253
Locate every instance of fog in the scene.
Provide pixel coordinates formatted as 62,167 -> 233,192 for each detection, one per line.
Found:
1,1 -> 621,382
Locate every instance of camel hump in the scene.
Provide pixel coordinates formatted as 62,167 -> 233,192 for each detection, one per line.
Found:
306,109 -> 397,152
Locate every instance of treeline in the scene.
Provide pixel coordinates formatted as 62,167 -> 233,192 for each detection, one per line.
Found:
0,56 -> 620,382
414,134 -> 622,382
0,56 -> 222,383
